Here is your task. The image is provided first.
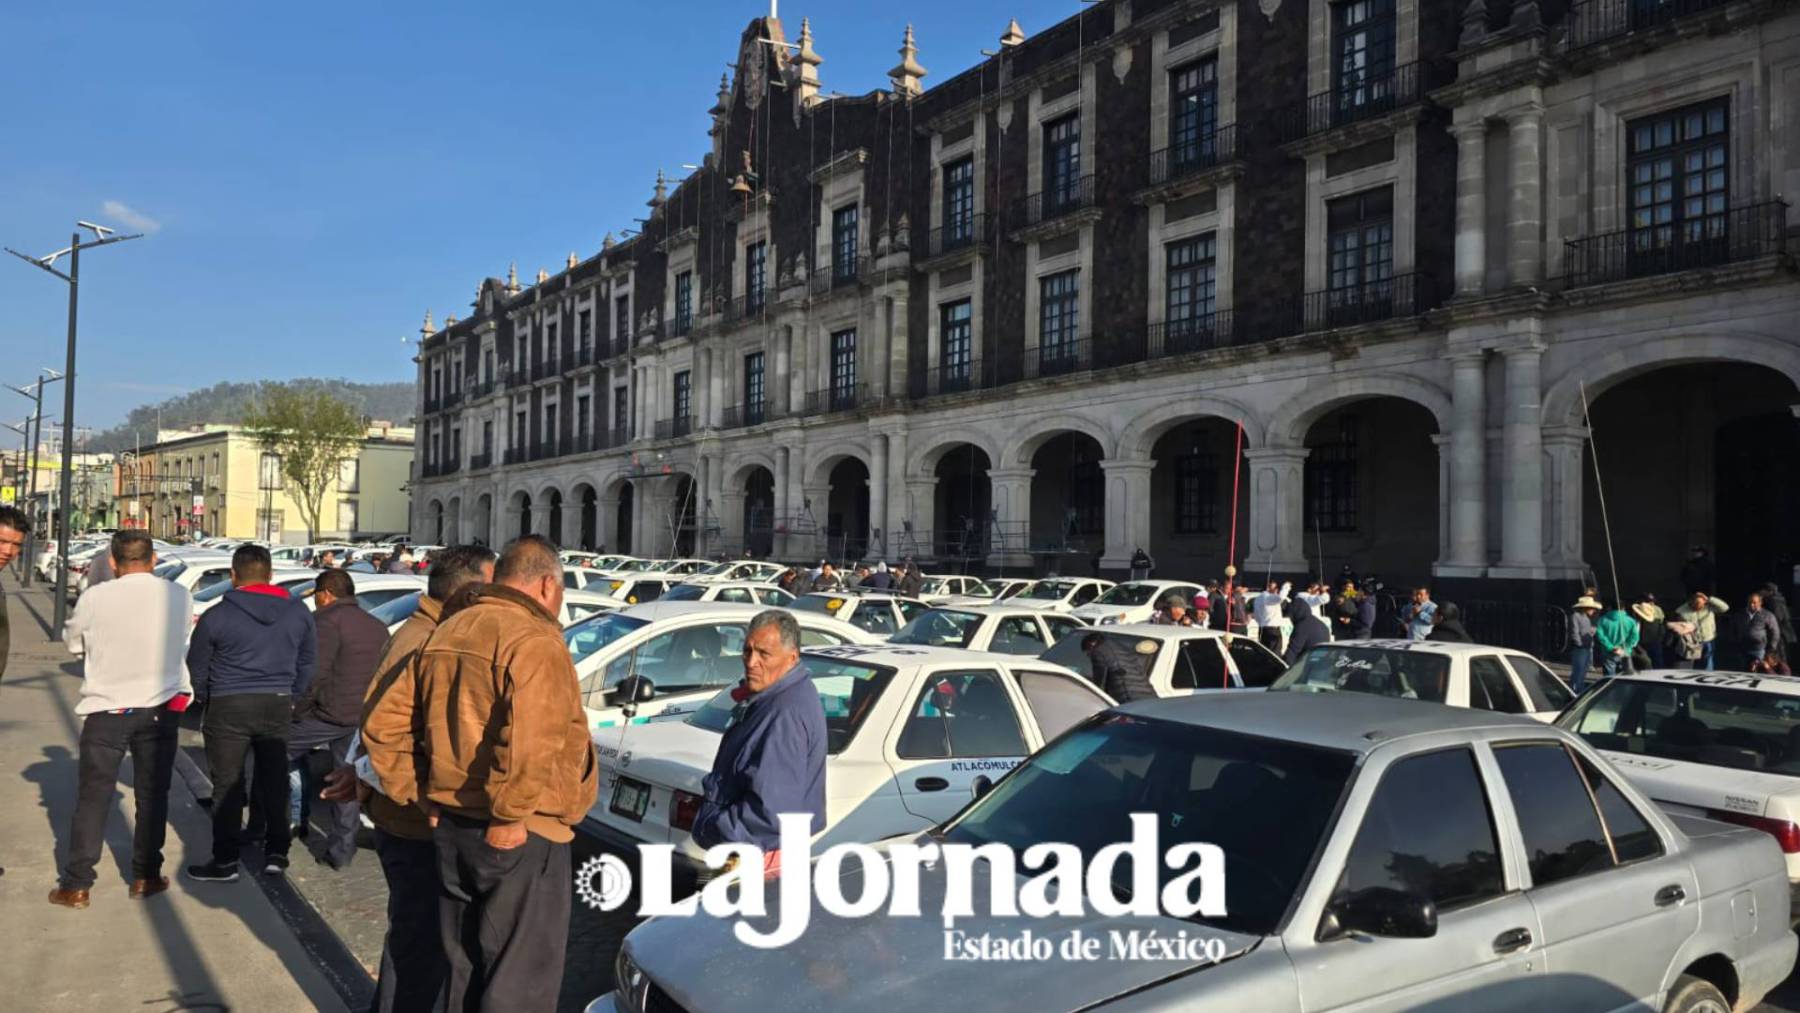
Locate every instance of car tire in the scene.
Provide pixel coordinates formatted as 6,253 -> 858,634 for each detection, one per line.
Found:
1662,974 -> 1730,1013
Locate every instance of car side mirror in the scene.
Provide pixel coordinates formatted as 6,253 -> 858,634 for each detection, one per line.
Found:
972,775 -> 994,800
1323,887 -> 1437,940
615,673 -> 656,717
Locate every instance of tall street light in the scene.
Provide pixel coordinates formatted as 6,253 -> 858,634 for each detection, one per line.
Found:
7,368 -> 63,586
7,221 -> 142,626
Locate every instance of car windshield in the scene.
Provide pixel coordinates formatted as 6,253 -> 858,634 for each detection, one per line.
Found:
919,578 -> 949,595
943,714 -> 1356,936
1020,580 -> 1075,602
1561,676 -> 1800,775
963,581 -> 1012,599
153,561 -> 186,580
1095,583 -> 1160,606
564,612 -> 652,665
696,562 -> 738,577
686,656 -> 895,755
1271,646 -> 1451,704
369,591 -> 424,627
615,559 -> 656,572
191,578 -> 236,603
792,594 -> 846,617
891,610 -> 982,648
287,579 -> 317,599
659,583 -> 707,601
1039,629 -> 1161,673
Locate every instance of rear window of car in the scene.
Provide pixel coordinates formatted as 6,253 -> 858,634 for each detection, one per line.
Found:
1560,676 -> 1800,775
1271,646 -> 1451,704
793,594 -> 846,617
1039,630 -> 1163,678
563,612 -> 652,665
687,657 -> 894,755
892,609 -> 982,648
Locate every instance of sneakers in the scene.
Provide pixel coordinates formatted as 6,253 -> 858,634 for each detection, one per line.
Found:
263,854 -> 290,875
184,861 -> 240,883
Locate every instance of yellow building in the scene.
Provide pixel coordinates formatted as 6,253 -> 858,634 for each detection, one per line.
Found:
121,423 -> 414,543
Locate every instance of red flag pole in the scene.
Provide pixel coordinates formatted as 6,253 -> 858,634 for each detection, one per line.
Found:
1224,420 -> 1244,647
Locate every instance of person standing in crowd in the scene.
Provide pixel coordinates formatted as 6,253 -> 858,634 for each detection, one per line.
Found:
1152,594 -> 1195,626
1427,603 -> 1472,643
900,562 -> 925,598
285,569 -> 388,870
48,531 -> 192,908
1129,547 -> 1154,581
316,549 -> 338,570
1745,592 -> 1784,672
1595,603 -> 1640,677
1760,583 -> 1795,664
850,564 -> 872,588
337,543 -> 495,1013
813,561 -> 843,592
1082,632 -> 1156,702
385,548 -> 413,574
1297,582 -> 1331,611
1200,581 -> 1225,630
864,561 -> 892,590
0,506 -> 26,684
1676,591 -> 1728,671
692,610 -> 827,874
414,536 -> 596,1013
1569,596 -> 1602,692
1631,594 -> 1667,669
1352,587 -> 1376,640
186,544 -> 316,881
776,567 -> 801,597
1283,598 -> 1331,664
1401,587 -> 1437,641
1250,581 -> 1290,654
1680,546 -> 1716,598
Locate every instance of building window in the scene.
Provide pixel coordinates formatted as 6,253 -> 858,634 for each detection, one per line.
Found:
616,295 -> 631,345
1332,0 -> 1397,115
943,157 -> 975,244
546,321 -> 559,358
1043,113 -> 1081,212
452,359 -> 463,393
1305,415 -> 1359,532
940,300 -> 972,388
1175,451 -> 1219,534
673,370 -> 692,421
576,395 -> 591,440
338,458 -> 359,493
451,428 -> 462,463
1170,59 -> 1219,170
1037,270 -> 1081,364
1165,233 -> 1218,338
613,385 -> 629,436
674,272 -> 693,333
745,241 -> 767,313
578,310 -> 592,352
338,499 -> 358,535
482,420 -> 493,455
1628,99 -> 1729,257
832,206 -> 859,282
257,509 -> 284,541
1067,440 -> 1103,535
1327,187 -> 1394,309
514,410 -> 526,449
829,329 -> 857,406
543,404 -> 558,453
743,352 -> 766,422
483,349 -> 494,383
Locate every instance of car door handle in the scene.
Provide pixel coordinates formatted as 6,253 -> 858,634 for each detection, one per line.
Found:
1655,884 -> 1687,907
1492,928 -> 1532,955
914,777 -> 949,792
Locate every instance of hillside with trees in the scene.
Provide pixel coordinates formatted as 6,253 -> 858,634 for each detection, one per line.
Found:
87,379 -> 414,452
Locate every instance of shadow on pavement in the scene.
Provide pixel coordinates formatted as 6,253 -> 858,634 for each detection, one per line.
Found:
21,743 -> 136,884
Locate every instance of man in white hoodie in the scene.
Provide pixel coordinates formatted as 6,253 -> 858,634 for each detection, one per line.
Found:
49,529 -> 194,908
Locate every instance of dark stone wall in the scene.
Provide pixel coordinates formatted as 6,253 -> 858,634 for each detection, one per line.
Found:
1093,35 -> 1154,355
1231,0 -> 1311,338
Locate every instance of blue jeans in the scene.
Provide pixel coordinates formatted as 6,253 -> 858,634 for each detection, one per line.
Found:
1701,640 -> 1716,671
1570,646 -> 1594,693
1602,651 -> 1632,676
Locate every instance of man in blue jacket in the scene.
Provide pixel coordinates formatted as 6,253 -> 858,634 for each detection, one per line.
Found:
185,544 -> 317,881
691,610 -> 825,870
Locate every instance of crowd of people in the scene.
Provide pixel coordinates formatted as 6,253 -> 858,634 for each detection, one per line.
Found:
774,557 -> 928,598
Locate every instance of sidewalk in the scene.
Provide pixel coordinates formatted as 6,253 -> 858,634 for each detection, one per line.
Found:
0,575 -> 348,1012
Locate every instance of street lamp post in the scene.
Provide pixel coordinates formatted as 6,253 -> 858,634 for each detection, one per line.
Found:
9,370 -> 64,584
7,222 -> 143,626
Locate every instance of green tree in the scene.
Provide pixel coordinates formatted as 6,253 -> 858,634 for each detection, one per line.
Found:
242,384 -> 366,542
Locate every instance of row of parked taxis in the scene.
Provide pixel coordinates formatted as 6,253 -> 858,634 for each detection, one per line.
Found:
541,558 -> 1800,1013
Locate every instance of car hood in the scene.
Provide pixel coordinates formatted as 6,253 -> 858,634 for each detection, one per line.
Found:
625,858 -> 1261,1012
592,718 -> 720,795
1007,598 -> 1068,611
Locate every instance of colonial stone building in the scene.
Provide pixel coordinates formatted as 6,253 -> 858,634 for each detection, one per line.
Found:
412,0 -> 1799,633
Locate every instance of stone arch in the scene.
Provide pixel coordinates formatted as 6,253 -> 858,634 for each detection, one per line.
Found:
727,451 -> 779,491
1267,373 -> 1452,445
998,414 -> 1117,468
907,429 -> 1003,481
1543,331 -> 1800,429
534,480 -> 564,506
1116,395 -> 1266,459
803,440 -> 872,488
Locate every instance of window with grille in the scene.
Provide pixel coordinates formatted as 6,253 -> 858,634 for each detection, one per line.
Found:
514,411 -> 526,449
1170,59 -> 1219,170
1305,415 -> 1359,532
745,241 -> 768,312
1166,233 -> 1218,339
451,428 -> 462,462
743,352 -> 766,422
830,329 -> 857,406
547,321 -> 558,356
1628,99 -> 1729,256
1176,451 -> 1219,534
576,395 -> 590,439
1327,187 -> 1394,305
940,300 -> 973,386
1043,114 -> 1081,211
482,421 -> 493,455
673,370 -> 692,421
833,206 -> 859,281
578,310 -> 592,351
544,404 -> 558,452
1038,270 -> 1080,362
674,272 -> 693,332
1333,0 -> 1396,113
616,295 -> 630,344
944,158 -> 975,243
613,386 -> 629,435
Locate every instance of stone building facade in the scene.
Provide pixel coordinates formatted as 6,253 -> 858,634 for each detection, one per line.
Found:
412,0 -> 1799,632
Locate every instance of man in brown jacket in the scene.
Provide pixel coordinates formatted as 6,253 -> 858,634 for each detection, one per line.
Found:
414,535 -> 596,1013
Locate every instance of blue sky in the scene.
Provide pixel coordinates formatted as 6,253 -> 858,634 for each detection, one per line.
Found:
0,0 -> 1043,430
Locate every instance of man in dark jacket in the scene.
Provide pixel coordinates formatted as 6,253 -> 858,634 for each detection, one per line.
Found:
899,562 -> 925,598
1760,584 -> 1795,662
692,610 -> 826,869
186,544 -> 317,881
1426,602 -> 1473,643
1082,632 -> 1156,702
1283,598 -> 1330,664
286,568 -> 389,869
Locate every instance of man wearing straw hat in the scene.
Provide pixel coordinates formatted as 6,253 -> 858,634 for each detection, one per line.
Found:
1569,595 -> 1602,693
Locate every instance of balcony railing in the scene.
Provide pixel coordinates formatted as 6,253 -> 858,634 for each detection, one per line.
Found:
598,426 -> 633,449
575,344 -> 594,368
1293,272 -> 1434,332
832,255 -> 863,290
1148,127 -> 1239,186
1279,62 -> 1429,142
996,338 -> 1094,384
728,292 -> 769,322
803,384 -> 869,415
532,354 -> 560,380
506,368 -> 528,388
653,415 -> 694,440
720,402 -> 768,429
1562,202 -> 1788,289
443,389 -> 463,409
469,379 -> 495,400
423,397 -> 440,413
1565,0 -> 1736,49
502,447 -> 525,465
910,359 -> 994,399
1146,312 -> 1238,359
926,212 -> 992,257
1021,175 -> 1097,227
469,451 -> 493,471
441,456 -> 461,475
670,314 -> 693,338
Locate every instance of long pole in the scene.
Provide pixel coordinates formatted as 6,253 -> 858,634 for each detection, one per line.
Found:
1579,381 -> 1622,608
21,379 -> 43,585
52,234 -> 79,629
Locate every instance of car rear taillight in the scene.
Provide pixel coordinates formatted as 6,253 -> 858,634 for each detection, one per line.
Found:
670,789 -> 702,832
1705,808 -> 1800,853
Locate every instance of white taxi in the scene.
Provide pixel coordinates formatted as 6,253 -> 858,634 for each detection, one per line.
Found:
1272,639 -> 1574,721
994,576 -> 1114,614
790,590 -> 930,638
1561,669 -> 1800,893
933,577 -> 1037,608
368,586 -> 620,633
581,644 -> 1114,878
916,574 -> 983,602
657,580 -> 795,607
1072,579 -> 1205,626
564,602 -> 877,731
1039,623 -> 1290,692
680,559 -> 787,585
890,604 -> 1087,656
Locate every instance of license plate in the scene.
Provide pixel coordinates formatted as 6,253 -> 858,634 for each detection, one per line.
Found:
610,776 -> 650,821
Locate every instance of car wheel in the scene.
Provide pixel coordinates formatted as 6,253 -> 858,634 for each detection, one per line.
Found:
1662,974 -> 1730,1013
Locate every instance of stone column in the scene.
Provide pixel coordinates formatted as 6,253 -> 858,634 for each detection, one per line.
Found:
1452,122 -> 1487,297
1541,425 -> 1590,577
902,478 -> 939,560
774,326 -> 793,417
986,467 -> 1035,569
801,482 -> 831,562
773,446 -> 792,559
694,454 -> 712,557
1442,353 -> 1489,573
599,494 -> 620,554
560,497 -> 583,552
1507,105 -> 1545,287
1496,345 -> 1546,575
1243,447 -> 1311,577
695,348 -> 712,429
1098,459 -> 1155,572
885,428 -> 909,549
868,433 -> 889,558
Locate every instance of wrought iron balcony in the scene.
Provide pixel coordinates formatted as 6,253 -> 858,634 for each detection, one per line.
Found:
909,359 -> 993,399
1562,202 -> 1788,289
1021,175 -> 1097,227
653,415 -> 693,440
423,396 -> 440,413
720,402 -> 768,429
926,213 -> 992,257
1279,62 -> 1429,143
440,456 -> 461,475
468,452 -> 493,471
443,389 -> 463,409
1293,272 -> 1434,332
598,426 -> 633,449
532,353 -> 559,380
1565,0 -> 1737,49
1147,312 -> 1237,359
728,291 -> 769,322
502,446 -> 525,465
575,344 -> 594,368
469,379 -> 495,401
670,314 -> 693,338
994,338 -> 1093,385
803,384 -> 868,415
1148,127 -> 1239,186
506,368 -> 528,388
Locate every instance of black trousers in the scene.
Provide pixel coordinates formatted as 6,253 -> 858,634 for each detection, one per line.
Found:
372,830 -> 448,1013
202,693 -> 292,865
434,814 -> 570,1013
1259,628 -> 1284,654
288,717 -> 360,866
63,703 -> 180,890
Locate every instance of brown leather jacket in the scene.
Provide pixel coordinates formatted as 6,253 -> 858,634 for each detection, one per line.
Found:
413,583 -> 597,842
359,595 -> 442,841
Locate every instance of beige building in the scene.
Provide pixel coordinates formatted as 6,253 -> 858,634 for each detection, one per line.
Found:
121,422 -> 414,543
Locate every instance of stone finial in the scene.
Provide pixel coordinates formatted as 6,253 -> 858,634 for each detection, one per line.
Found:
1000,18 -> 1025,47
1509,0 -> 1542,30
603,232 -> 616,251
710,72 -> 732,117
893,213 -> 911,251
874,224 -> 891,257
889,24 -> 927,98
421,310 -> 436,337
648,168 -> 668,209
567,251 -> 579,270
506,262 -> 521,294
794,17 -> 823,108
444,314 -> 458,326
1460,0 -> 1489,45
536,267 -> 550,284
